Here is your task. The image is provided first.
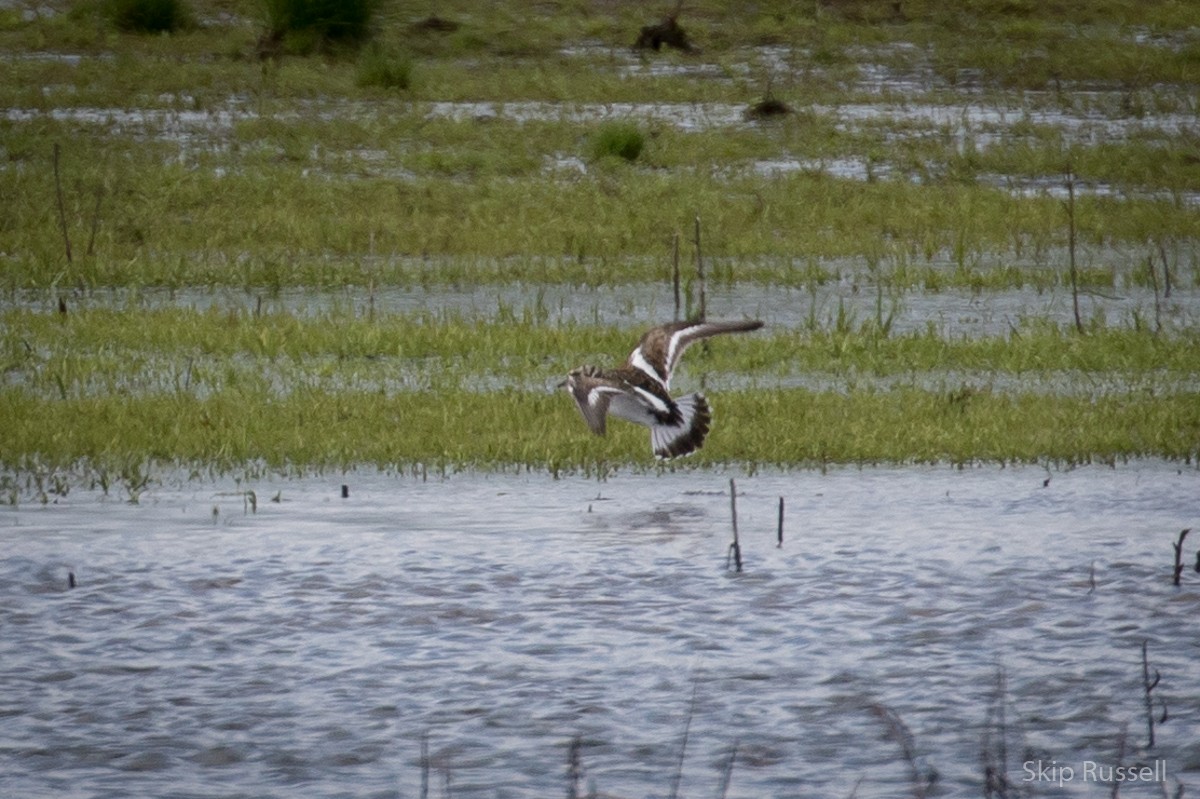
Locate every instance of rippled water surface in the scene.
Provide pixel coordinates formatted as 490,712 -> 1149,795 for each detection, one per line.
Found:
3,464 -> 1199,798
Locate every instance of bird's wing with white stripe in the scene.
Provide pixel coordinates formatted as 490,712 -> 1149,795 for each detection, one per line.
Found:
662,320 -> 764,382
568,376 -> 624,435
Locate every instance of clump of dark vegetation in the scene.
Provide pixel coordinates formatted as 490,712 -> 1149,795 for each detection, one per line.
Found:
355,42 -> 413,90
634,14 -> 693,52
106,0 -> 193,33
591,122 -> 646,163
410,14 -> 459,34
262,0 -> 376,54
744,94 -> 792,121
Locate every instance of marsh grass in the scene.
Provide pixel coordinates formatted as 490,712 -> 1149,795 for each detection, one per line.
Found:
2,383 -> 1196,475
591,122 -> 646,163
2,305 -> 1197,473
3,0 -> 1200,474
3,19 -> 1198,287
354,42 -> 412,90
6,139 -> 1197,289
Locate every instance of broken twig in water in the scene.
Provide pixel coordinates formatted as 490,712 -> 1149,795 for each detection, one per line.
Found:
1141,640 -> 1163,748
668,679 -> 699,799
1171,529 -> 1190,586
869,702 -> 936,799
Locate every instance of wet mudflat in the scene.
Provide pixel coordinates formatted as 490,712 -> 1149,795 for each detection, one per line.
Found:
2,462 -> 1198,798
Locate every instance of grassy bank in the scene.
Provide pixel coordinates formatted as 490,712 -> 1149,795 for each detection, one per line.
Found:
1,386 -> 1196,484
2,305 -> 1197,479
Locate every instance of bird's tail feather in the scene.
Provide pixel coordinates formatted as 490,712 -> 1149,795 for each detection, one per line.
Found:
651,393 -> 712,459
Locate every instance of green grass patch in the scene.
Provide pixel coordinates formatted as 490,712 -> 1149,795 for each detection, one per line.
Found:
355,42 -> 412,90
1,385 -> 1195,477
5,139 -> 1197,289
591,122 -> 646,163
1,305 -> 1197,474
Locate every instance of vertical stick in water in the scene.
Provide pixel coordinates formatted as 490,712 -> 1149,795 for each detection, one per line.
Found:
1158,239 -> 1173,299
1146,254 -> 1163,334
694,216 -> 706,321
672,231 -> 681,322
53,143 -> 73,264
1065,169 -> 1083,334
777,496 -> 785,548
727,478 -> 742,572
1141,640 -> 1160,748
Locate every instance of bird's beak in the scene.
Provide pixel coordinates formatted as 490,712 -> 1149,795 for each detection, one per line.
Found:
556,378 -> 568,389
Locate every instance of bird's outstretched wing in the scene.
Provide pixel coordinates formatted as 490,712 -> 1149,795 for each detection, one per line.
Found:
566,372 -> 625,435
626,319 -> 764,387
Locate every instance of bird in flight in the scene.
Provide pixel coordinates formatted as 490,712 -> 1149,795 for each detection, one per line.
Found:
561,319 -> 764,459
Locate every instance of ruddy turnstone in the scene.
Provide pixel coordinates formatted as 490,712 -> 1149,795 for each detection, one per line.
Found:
561,319 -> 764,459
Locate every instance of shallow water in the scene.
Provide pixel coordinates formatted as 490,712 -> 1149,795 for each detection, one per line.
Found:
3,463 -> 1198,798
17,275 -> 1200,337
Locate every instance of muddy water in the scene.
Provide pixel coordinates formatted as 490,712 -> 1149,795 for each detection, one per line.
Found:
3,463 -> 1198,798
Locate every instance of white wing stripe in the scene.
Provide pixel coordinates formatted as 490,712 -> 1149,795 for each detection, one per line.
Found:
628,348 -> 664,386
632,385 -> 670,413
665,328 -> 689,373
588,386 -> 623,407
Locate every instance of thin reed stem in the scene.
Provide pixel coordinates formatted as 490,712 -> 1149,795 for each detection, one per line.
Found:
53,143 -> 73,264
